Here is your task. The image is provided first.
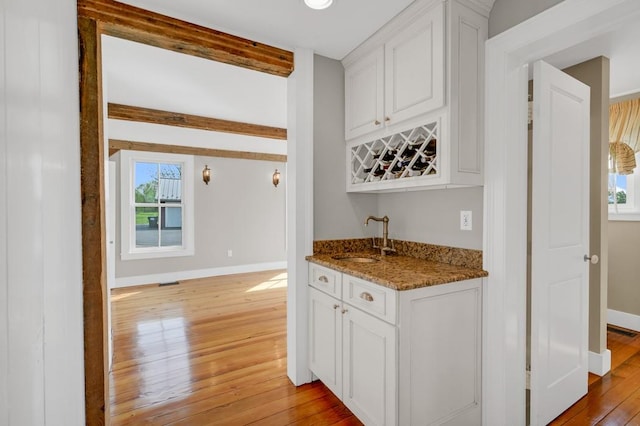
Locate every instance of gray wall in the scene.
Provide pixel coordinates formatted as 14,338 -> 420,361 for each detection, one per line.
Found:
312,54 -> 483,249
313,54 -> 377,240
608,222 -> 640,316
608,95 -> 640,318
378,188 -> 483,249
115,154 -> 286,279
489,0 -> 563,37
563,57 -> 610,353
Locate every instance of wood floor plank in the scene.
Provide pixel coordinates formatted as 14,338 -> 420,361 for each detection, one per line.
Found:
109,270 -> 361,425
550,327 -> 640,426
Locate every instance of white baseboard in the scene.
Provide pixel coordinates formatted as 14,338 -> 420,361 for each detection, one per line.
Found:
113,261 -> 287,288
608,309 -> 640,332
588,349 -> 611,376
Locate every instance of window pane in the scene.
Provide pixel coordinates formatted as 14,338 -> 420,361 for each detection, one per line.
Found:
159,163 -> 182,203
608,173 -> 627,205
135,162 -> 158,203
161,206 -> 183,247
136,206 -> 159,247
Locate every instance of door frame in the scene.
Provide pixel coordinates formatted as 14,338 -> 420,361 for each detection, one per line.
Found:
483,0 -> 640,424
77,3 -> 296,424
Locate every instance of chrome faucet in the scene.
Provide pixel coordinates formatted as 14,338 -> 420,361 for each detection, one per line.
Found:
365,215 -> 396,256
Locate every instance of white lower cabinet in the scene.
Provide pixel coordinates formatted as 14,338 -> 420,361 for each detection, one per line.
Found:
309,287 -> 343,399
308,262 -> 482,425
343,302 -> 397,426
398,278 -> 482,425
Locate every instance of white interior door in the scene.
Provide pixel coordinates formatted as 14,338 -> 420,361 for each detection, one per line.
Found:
530,60 -> 590,426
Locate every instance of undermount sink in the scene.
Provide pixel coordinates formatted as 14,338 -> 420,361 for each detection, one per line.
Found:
332,256 -> 380,263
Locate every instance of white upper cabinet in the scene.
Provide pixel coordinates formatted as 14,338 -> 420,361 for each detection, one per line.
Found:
345,48 -> 384,140
384,3 -> 444,126
345,2 -> 444,140
342,0 -> 488,192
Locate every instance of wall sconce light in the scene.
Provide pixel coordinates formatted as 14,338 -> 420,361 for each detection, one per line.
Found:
272,169 -> 281,187
202,165 -> 211,185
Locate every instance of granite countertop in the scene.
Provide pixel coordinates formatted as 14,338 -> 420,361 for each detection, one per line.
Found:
306,250 -> 488,291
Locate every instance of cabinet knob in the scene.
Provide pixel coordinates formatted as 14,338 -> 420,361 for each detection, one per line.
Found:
360,292 -> 374,302
385,116 -> 391,122
318,275 -> 329,283
333,304 -> 340,310
341,308 -> 348,314
374,120 -> 381,125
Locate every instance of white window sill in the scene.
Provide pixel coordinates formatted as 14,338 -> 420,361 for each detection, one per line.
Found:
608,212 -> 640,221
121,248 -> 194,261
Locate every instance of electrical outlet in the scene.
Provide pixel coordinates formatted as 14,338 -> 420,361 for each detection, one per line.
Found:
460,211 -> 472,231
227,249 -> 233,257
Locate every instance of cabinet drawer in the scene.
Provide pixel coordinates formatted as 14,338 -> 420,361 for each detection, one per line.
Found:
343,274 -> 397,324
309,263 -> 342,298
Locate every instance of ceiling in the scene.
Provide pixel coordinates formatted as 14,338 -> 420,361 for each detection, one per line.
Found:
117,0 -> 415,60
543,19 -> 640,99
106,0 -> 640,112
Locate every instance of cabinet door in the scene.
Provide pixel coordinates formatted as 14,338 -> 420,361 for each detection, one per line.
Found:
344,47 -> 384,140
384,1 -> 444,126
308,287 -> 342,399
343,305 -> 397,426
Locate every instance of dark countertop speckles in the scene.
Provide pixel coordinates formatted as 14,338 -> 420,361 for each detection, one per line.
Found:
306,251 -> 488,291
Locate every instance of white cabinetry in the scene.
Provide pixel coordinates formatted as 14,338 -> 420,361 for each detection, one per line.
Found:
308,262 -> 482,425
344,48 -> 384,140
398,278 -> 482,425
383,3 -> 444,127
342,0 -> 488,192
308,264 -> 397,426
345,3 -> 444,141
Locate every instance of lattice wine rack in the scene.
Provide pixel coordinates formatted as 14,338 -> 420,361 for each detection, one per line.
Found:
350,121 -> 439,185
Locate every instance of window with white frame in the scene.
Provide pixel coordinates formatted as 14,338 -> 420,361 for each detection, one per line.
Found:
609,153 -> 640,220
609,97 -> 640,221
120,150 -> 194,259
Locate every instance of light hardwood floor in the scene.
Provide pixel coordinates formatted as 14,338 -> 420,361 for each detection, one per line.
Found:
109,270 -> 362,425
110,270 -> 640,425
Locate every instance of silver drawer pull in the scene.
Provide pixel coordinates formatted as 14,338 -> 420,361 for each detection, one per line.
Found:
360,292 -> 374,302
318,275 -> 329,283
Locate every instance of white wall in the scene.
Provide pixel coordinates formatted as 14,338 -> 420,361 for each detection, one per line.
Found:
113,150 -> 287,284
103,35 -> 289,286
0,0 -> 85,424
312,54 -> 484,249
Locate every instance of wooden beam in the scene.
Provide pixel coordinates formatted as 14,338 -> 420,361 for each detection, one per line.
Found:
78,16 -> 109,426
77,0 -> 294,77
109,139 -> 287,163
108,103 -> 287,140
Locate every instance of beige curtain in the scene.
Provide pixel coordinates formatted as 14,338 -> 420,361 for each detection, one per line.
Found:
609,98 -> 640,174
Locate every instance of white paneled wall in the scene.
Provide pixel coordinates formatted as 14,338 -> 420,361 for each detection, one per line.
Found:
0,0 -> 85,424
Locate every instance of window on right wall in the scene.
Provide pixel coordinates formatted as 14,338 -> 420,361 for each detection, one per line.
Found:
609,97 -> 640,221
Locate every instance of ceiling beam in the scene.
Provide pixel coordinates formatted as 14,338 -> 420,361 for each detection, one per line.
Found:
77,0 -> 294,77
109,139 -> 287,163
108,103 -> 287,140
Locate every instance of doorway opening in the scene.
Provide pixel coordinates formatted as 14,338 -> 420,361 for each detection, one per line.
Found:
483,1 -> 640,424
78,4 -> 295,423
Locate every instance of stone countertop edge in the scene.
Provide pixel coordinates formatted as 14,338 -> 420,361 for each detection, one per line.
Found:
306,252 -> 488,291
